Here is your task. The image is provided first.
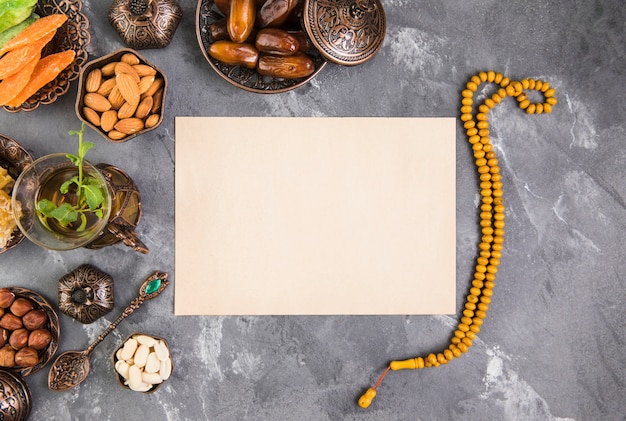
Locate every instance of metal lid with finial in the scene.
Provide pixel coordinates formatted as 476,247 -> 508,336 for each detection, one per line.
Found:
302,0 -> 386,66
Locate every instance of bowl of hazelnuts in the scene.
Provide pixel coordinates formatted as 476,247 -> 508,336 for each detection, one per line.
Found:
0,287 -> 60,376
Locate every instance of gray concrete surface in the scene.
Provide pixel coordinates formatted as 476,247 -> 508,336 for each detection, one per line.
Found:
1,0 -> 625,420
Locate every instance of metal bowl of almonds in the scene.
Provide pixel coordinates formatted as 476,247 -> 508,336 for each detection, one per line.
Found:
112,332 -> 173,393
0,287 -> 60,377
75,48 -> 167,143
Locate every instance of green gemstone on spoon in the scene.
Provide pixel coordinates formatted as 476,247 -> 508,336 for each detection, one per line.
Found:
145,279 -> 161,294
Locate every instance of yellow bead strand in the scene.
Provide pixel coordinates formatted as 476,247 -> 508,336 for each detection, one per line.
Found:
358,72 -> 557,409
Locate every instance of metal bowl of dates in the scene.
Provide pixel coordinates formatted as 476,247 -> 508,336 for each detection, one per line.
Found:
196,0 -> 327,93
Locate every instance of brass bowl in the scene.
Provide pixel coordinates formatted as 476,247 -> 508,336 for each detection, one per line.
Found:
0,369 -> 32,421
75,48 -> 168,143
112,332 -> 173,393
2,0 -> 91,112
196,0 -> 327,94
1,287 -> 60,377
0,134 -> 34,254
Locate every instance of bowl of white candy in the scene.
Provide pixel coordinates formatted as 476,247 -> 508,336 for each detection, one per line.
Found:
112,332 -> 173,393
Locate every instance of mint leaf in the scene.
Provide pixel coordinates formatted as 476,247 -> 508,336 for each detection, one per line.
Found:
60,176 -> 79,194
82,182 -> 105,211
80,141 -> 95,158
49,203 -> 78,226
65,153 -> 80,166
36,199 -> 57,216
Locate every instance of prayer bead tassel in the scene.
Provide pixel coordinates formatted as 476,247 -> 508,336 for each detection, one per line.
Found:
358,72 -> 557,409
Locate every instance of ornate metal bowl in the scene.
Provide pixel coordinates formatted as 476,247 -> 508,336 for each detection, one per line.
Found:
0,134 -> 33,254
196,0 -> 327,93
2,0 -> 90,112
0,369 -> 32,421
2,287 -> 60,377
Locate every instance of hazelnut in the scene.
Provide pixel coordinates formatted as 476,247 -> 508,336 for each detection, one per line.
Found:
0,345 -> 16,367
9,328 -> 29,349
0,307 -> 4,317
0,328 -> 7,347
0,289 -> 15,308
28,329 -> 53,350
22,308 -> 48,330
0,313 -> 23,330
10,297 -> 35,317
14,346 -> 39,368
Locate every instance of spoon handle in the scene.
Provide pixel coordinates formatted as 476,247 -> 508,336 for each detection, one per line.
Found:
84,271 -> 169,355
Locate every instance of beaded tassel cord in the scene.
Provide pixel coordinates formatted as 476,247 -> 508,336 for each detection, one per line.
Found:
358,71 -> 558,409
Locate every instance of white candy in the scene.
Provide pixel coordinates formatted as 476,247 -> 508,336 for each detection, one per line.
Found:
142,372 -> 163,385
133,344 -> 149,368
115,361 -> 130,380
134,334 -> 157,348
128,365 -> 143,391
154,340 -> 170,361
159,357 -> 171,380
120,338 -> 138,361
144,352 -> 160,373
116,334 -> 172,392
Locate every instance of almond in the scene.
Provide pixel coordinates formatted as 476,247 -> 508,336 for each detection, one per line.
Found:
138,75 -> 155,95
135,96 -> 153,119
121,52 -> 140,65
151,88 -> 163,113
116,73 -> 140,106
97,77 -> 117,96
101,61 -> 118,77
84,93 -> 112,113
108,86 -> 126,110
142,77 -> 163,98
114,118 -> 144,135
114,62 -> 140,83
82,106 -> 101,126
117,101 -> 138,119
133,64 -> 157,77
85,68 -> 102,92
101,110 -> 119,132
107,130 -> 127,141
145,114 -> 160,128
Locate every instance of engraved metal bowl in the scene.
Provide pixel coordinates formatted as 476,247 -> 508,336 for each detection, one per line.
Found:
0,369 -> 32,421
2,0 -> 91,113
112,332 -> 173,393
196,0 -> 327,94
0,134 -> 34,254
1,287 -> 60,377
75,48 -> 167,143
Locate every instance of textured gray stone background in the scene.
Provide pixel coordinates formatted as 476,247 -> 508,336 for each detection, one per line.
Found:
1,0 -> 624,420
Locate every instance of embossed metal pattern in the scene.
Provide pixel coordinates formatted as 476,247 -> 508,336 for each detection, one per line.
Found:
3,0 -> 91,113
196,0 -> 327,94
85,164 -> 148,253
0,135 -> 33,254
58,264 -> 115,324
3,287 -> 60,377
0,369 -> 32,421
108,0 -> 183,50
303,0 -> 385,66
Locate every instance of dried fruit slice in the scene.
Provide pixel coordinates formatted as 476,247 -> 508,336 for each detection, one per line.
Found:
5,49 -> 75,107
0,14 -> 67,57
0,55 -> 39,106
0,29 -> 54,80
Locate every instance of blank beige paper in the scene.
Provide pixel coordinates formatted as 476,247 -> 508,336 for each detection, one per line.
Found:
175,117 -> 456,315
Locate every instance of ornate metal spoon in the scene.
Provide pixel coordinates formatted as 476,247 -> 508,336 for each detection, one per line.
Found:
48,271 -> 169,391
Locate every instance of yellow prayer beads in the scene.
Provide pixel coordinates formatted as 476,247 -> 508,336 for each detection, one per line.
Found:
358,71 -> 557,409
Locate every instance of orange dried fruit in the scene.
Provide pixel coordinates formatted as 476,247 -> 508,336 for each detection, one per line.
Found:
0,30 -> 55,80
0,56 -> 39,106
5,49 -> 75,108
0,14 -> 68,57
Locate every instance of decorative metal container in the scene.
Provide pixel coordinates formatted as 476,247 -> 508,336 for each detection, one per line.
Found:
109,0 -> 183,49
2,0 -> 90,112
0,369 -> 31,421
58,264 -> 115,324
